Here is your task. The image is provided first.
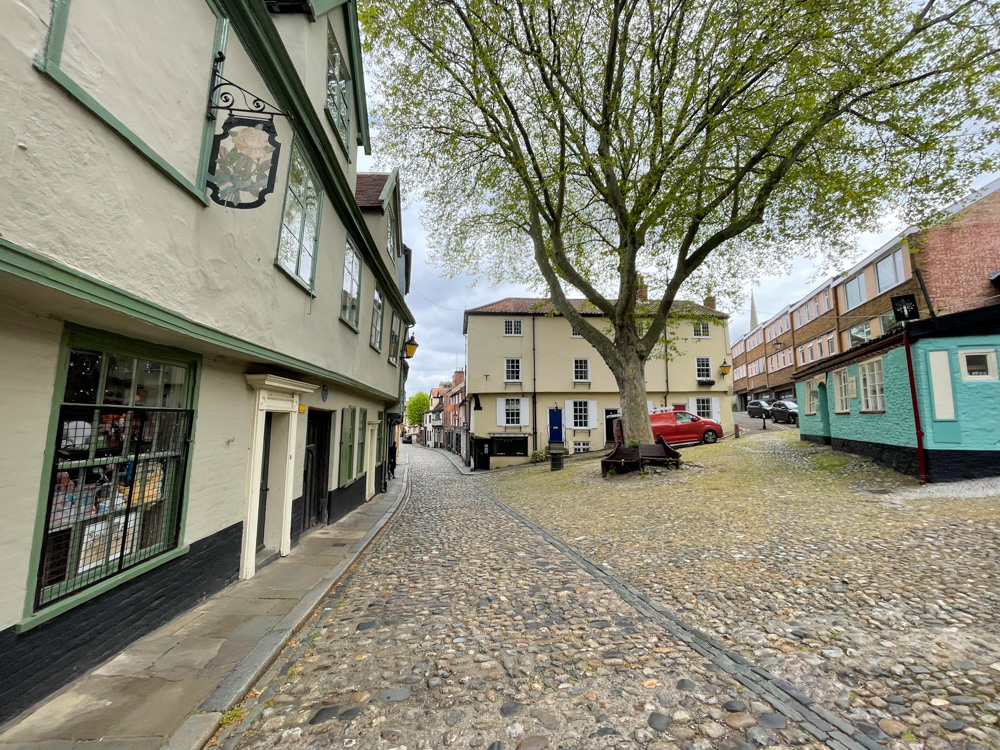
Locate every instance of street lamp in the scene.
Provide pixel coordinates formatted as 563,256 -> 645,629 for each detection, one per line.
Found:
403,334 -> 419,359
719,359 -> 732,377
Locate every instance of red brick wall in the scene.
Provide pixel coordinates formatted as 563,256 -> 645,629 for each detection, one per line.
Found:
914,188 -> 1000,314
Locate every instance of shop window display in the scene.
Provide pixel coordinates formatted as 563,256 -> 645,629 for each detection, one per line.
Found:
37,347 -> 194,610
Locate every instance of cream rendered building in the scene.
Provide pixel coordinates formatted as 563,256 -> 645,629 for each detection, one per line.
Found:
464,298 -> 734,469
0,0 -> 413,722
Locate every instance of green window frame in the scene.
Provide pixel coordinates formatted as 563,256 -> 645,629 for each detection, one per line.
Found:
326,22 -> 352,152
370,284 -> 384,350
387,312 -> 401,366
34,0 -> 227,205
356,408 -> 368,475
276,142 -> 323,291
338,406 -> 356,487
387,209 -> 398,263
341,242 -> 362,329
29,328 -> 199,618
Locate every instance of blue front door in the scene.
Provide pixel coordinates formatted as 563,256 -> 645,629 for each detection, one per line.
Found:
549,407 -> 563,443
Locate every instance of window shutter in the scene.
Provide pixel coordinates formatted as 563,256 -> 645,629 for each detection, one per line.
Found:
520,398 -> 529,427
712,398 -> 720,422
687,397 -> 696,413
647,400 -> 654,414
496,398 -> 505,426
565,400 -> 573,426
587,401 -> 597,429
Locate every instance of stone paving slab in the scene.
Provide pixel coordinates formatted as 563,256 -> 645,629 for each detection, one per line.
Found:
0,466 -> 411,750
222,445 -> 878,750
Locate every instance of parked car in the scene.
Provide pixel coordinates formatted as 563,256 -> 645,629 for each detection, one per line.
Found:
402,433 -> 413,443
650,410 -> 723,445
746,399 -> 773,418
770,400 -> 798,424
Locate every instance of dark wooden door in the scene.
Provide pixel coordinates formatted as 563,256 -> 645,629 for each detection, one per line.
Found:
303,409 -> 332,529
256,412 -> 273,551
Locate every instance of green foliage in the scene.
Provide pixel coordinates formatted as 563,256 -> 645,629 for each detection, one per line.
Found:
530,450 -> 546,463
626,439 -> 640,450
362,0 -> 1000,442
406,391 -> 430,427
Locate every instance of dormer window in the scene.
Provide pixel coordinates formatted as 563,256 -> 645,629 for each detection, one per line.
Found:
387,209 -> 397,260
326,24 -> 352,151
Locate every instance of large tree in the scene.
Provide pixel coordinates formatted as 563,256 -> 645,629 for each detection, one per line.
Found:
407,391 -> 431,426
361,0 -> 1000,442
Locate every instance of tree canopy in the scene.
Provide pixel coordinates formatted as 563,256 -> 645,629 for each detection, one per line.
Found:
406,391 -> 430,426
362,0 -> 1000,441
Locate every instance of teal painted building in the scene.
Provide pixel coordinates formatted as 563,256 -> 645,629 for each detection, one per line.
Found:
795,304 -> 1000,481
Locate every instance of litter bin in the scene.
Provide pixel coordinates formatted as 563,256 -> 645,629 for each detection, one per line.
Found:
550,450 -> 565,471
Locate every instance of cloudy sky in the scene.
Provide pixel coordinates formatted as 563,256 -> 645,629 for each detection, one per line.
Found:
359,148 -> 998,398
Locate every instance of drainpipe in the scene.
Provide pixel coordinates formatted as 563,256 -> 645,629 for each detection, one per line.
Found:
531,315 -> 538,452
902,324 -> 928,483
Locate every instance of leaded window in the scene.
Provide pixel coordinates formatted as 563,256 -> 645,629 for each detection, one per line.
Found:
277,144 -> 322,288
341,242 -> 362,328
370,285 -> 384,350
326,25 -> 352,148
37,346 -> 194,610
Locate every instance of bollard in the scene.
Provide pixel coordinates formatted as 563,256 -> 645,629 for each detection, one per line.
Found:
734,424 -> 740,439
761,413 -> 767,430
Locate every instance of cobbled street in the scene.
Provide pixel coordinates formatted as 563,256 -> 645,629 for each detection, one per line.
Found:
220,438 -> 1000,750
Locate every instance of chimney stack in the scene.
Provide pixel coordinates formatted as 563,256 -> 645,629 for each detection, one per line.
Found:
703,295 -> 716,310
636,274 -> 648,301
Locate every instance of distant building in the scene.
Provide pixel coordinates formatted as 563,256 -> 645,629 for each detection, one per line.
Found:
464,297 -> 733,469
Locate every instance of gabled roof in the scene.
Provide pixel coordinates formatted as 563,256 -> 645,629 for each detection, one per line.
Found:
355,173 -> 391,209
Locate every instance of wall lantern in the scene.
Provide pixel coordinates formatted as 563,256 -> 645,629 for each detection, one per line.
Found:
206,53 -> 288,209
719,359 -> 732,377
403,334 -> 419,359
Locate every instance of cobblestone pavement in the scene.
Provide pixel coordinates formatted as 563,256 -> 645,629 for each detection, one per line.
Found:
221,444 -> 898,750
482,432 -> 1000,750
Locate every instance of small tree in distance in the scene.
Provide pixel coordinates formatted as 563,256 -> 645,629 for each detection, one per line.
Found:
407,391 -> 430,427
362,0 -> 1000,443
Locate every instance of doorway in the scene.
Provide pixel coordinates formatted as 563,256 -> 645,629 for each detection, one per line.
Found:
256,412 -> 273,552
302,409 -> 332,530
475,438 -> 490,470
604,408 -> 620,445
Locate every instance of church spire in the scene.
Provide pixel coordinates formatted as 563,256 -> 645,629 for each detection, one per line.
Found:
749,290 -> 759,328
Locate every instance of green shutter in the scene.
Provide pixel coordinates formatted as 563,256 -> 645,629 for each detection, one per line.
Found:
356,408 -> 367,474
339,406 -> 355,487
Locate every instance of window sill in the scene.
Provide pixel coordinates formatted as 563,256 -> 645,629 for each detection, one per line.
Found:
503,334 -> 524,337
370,342 -> 382,354
859,410 -> 885,414
275,263 -> 317,297
834,411 -> 850,415
339,314 -> 360,333
504,380 -> 522,384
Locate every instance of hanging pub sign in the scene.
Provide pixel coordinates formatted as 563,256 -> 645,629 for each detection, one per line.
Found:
205,52 -> 288,209
891,293 -> 920,323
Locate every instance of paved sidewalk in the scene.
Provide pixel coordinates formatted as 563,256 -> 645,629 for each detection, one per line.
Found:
0,464 -> 410,750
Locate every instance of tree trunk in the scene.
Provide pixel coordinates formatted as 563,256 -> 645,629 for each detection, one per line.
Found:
613,333 -> 654,445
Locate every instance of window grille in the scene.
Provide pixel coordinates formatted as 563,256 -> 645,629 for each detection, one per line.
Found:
276,144 -> 322,288
505,398 -> 521,426
573,441 -> 590,453
693,322 -> 710,337
859,359 -> 885,411
696,357 -> 711,379
572,400 -> 589,428
834,369 -> 850,412
695,398 -> 711,418
505,358 -> 521,381
573,358 -> 589,381
504,319 -> 522,336
326,25 -> 352,147
341,243 -> 362,327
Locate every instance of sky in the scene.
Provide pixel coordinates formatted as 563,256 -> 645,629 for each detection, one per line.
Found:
359,148 -> 999,398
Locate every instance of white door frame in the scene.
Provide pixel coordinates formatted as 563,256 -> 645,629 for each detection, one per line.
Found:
365,418 -> 379,498
241,374 -> 317,580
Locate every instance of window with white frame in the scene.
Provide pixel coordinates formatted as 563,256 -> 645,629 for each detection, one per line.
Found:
817,340 -> 824,358
813,299 -> 819,317
573,441 -> 590,453
849,322 -> 871,348
807,343 -> 814,362
827,333 -> 835,356
369,285 -> 384,350
573,358 -> 590,382
844,274 -> 866,310
326,23 -> 352,148
695,397 -> 712,418
795,310 -> 802,327
823,290 -> 831,312
387,312 -> 401,365
572,400 -> 589,428
505,358 -> 521,382
693,321 -> 710,337
277,144 -> 323,289
960,349 -> 998,380
571,323 -> 582,337
876,249 -> 905,293
696,357 -> 711,379
341,242 -> 362,328
834,368 -> 850,412
859,358 -> 885,411
805,381 -> 819,414
504,398 -> 522,426
504,319 -> 522,336
804,305 -> 811,323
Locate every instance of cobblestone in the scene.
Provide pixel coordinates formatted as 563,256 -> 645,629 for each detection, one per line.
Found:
483,431 -> 1000,749
226,446 -> 842,750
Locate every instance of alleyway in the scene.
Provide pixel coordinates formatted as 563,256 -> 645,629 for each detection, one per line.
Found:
219,445 -> 955,750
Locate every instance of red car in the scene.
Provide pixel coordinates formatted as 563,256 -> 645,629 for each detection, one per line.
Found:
650,410 -> 723,445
